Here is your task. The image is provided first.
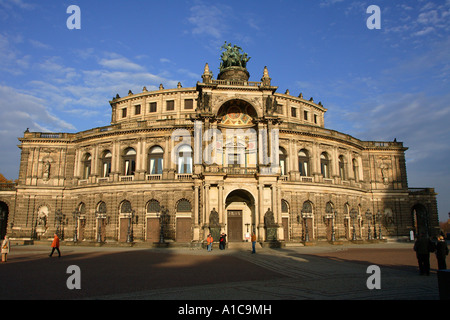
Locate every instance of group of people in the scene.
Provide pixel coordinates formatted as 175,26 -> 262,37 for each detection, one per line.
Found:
206,233 -> 228,251
205,232 -> 258,253
414,232 -> 448,275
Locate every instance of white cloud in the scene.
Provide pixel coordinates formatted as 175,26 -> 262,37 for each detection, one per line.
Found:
187,2 -> 232,40
414,26 -> 435,36
319,0 -> 345,8
384,1 -> 450,40
29,39 -> 51,50
99,55 -> 145,72
0,85 -> 75,132
0,84 -> 76,179
0,32 -> 29,75
0,0 -> 34,10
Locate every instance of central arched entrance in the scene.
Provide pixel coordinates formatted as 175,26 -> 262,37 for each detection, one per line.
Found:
225,189 -> 255,242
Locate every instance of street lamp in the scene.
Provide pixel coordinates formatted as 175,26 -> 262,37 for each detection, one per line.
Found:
72,209 -> 80,242
126,210 -> 137,243
55,209 -> 67,239
365,209 -> 372,240
376,210 -> 383,240
301,210 -> 310,242
350,208 -> 358,241
158,206 -> 169,244
331,210 -> 337,242
95,209 -> 108,243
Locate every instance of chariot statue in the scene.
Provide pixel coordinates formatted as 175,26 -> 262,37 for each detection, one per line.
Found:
219,41 -> 251,72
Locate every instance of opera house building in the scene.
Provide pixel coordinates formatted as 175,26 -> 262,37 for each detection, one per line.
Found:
0,44 -> 439,246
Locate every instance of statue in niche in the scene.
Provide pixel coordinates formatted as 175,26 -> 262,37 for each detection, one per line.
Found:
43,161 -> 51,181
198,92 -> 211,112
380,163 -> 389,185
37,211 -> 47,227
264,208 -> 277,242
209,208 -> 219,227
264,208 -> 276,227
209,208 -> 220,244
36,206 -> 49,237
265,96 -> 278,115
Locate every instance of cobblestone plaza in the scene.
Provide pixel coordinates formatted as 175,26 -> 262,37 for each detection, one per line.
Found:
0,242 -> 445,301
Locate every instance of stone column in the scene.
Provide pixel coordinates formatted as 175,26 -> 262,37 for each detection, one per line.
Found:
193,184 -> 200,241
257,183 -> 264,241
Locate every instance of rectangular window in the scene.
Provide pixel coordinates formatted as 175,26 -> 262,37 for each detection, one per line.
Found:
314,114 -> 318,124
304,110 -> 308,121
228,153 -> 241,167
122,108 -> 127,118
291,107 -> 297,117
135,104 -> 141,115
166,100 -> 175,111
149,102 -> 157,113
277,104 -> 283,114
184,99 -> 193,109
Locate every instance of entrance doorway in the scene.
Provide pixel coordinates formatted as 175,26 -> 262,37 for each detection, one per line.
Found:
412,204 -> 429,237
228,210 -> 242,242
225,189 -> 255,242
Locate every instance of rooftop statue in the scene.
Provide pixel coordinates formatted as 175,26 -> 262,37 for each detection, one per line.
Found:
219,41 -> 251,72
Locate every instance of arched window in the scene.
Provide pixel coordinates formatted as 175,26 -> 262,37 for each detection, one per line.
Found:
352,158 -> 359,182
82,153 -> 92,179
279,148 -> 287,176
339,155 -> 346,180
302,201 -> 313,214
78,202 -> 86,214
97,201 -> 107,214
177,145 -> 192,174
298,149 -> 310,177
147,199 -> 161,213
326,201 -> 334,214
101,151 -> 112,178
281,200 -> 289,213
344,203 -> 350,216
123,148 -> 136,176
177,199 -> 191,212
120,200 -> 132,214
148,146 -> 164,175
320,152 -> 330,178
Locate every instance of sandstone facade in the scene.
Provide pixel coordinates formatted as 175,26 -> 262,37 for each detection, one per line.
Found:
0,59 -> 439,244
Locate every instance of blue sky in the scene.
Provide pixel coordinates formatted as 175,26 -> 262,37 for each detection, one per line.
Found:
0,0 -> 449,221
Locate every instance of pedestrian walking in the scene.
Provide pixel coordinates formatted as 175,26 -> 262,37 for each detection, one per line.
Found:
413,233 -> 435,275
251,232 -> 256,254
435,235 -> 449,270
49,233 -> 61,258
1,236 -> 10,262
206,233 -> 213,252
219,233 -> 227,250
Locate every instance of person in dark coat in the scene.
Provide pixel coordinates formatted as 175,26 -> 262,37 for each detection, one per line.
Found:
435,235 -> 449,270
219,233 -> 227,250
413,233 -> 435,275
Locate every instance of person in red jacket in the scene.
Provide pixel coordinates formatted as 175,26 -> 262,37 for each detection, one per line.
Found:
49,233 -> 61,258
